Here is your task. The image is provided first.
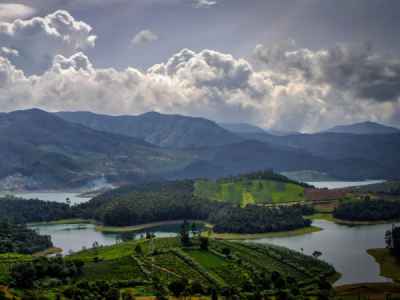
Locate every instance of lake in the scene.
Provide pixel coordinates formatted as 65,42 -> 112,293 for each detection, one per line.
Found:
0,192 -> 89,205
252,220 -> 395,286
306,180 -> 385,189
30,223 -> 180,255
31,219 -> 395,285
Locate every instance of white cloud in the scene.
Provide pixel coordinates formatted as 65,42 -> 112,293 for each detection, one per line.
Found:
193,0 -> 217,8
132,30 -> 159,46
0,10 -> 96,74
0,3 -> 35,22
0,47 -> 19,58
0,45 -> 399,132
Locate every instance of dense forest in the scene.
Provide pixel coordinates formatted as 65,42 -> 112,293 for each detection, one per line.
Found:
86,181 -> 226,226
334,199 -> 400,221
0,196 -> 73,223
0,222 -> 52,254
209,205 -> 312,234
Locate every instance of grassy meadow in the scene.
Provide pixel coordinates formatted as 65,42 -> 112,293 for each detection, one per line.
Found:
194,179 -> 306,207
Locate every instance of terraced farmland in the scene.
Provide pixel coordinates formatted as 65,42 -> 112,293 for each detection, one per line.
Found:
1,237 -> 337,299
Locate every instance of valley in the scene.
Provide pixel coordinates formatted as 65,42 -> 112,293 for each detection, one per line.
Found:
1,109 -> 400,299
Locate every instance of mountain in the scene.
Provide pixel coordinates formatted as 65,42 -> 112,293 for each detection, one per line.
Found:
0,109 -> 186,190
236,132 -> 400,179
219,122 -> 266,134
57,111 -> 242,149
220,122 -> 300,136
325,121 -> 400,135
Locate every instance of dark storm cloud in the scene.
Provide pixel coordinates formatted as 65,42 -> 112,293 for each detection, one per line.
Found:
255,43 -> 400,103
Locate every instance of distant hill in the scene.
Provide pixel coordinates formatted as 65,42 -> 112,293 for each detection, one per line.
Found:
220,122 -> 300,136
219,122 -> 266,134
57,111 -> 242,149
325,121 -> 400,135
0,109 -> 186,190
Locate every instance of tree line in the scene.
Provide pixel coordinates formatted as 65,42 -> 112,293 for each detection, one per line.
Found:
209,205 -> 312,234
0,196 -> 73,224
334,199 -> 400,221
0,221 -> 52,254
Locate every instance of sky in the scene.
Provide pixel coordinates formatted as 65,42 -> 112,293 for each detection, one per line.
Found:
0,0 -> 400,132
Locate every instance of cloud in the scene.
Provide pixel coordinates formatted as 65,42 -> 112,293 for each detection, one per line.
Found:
0,47 -> 19,58
0,10 -> 96,74
254,42 -> 400,103
0,46 -> 399,132
132,30 -> 159,46
0,3 -> 35,22
193,0 -> 217,8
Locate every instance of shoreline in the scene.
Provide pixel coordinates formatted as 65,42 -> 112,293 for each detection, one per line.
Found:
202,225 -> 322,240
96,220 -> 208,233
308,213 -> 400,226
30,218 -> 323,239
29,219 -> 96,226
367,248 -> 400,282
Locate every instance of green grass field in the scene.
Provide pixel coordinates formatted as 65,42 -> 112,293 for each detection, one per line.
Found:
194,179 -> 306,207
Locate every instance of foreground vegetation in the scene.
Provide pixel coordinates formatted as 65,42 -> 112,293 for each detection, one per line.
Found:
0,235 -> 337,299
0,222 -> 52,255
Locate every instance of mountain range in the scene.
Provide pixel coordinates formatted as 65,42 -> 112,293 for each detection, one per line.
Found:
0,108 -> 399,190
324,121 -> 400,135
57,111 -> 241,149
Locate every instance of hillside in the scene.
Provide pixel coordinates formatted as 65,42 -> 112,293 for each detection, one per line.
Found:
57,111 -> 242,149
219,122 -> 266,134
0,237 -> 336,299
194,171 -> 308,207
325,121 -> 400,135
235,133 -> 400,180
0,109 -> 188,190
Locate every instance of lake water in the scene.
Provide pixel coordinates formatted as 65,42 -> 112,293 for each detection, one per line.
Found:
306,180 -> 385,189
31,219 -> 395,285
30,223 -> 179,255
0,192 -> 89,205
252,220 -> 395,286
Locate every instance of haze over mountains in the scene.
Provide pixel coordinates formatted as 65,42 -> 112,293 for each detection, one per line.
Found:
0,108 -> 399,190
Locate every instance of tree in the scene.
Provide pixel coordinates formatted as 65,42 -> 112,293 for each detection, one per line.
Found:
168,280 -> 186,297
211,288 -> 218,300
191,222 -> 198,236
190,280 -> 204,295
200,236 -> 209,250
134,244 -> 143,256
11,262 -> 36,288
222,247 -> 231,257
180,220 -> 191,246
312,251 -> 322,259
387,225 -> 400,257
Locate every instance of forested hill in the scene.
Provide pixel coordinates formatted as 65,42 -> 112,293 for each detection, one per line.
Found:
72,171 -> 313,231
57,111 -> 242,148
0,109 -> 188,189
